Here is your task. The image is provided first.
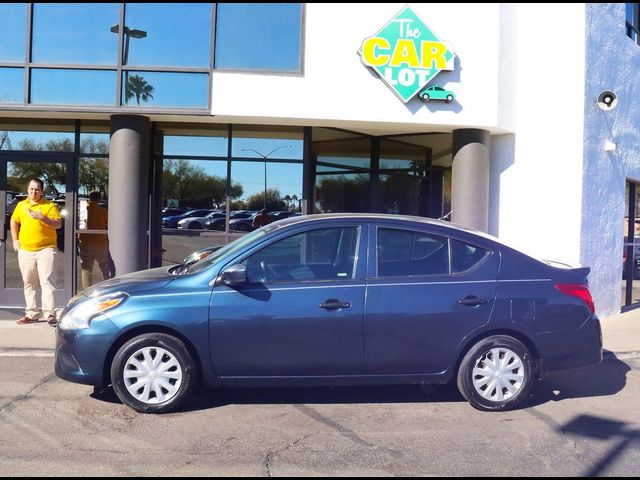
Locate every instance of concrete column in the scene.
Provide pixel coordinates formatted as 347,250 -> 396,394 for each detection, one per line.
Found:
109,115 -> 150,275
451,129 -> 490,232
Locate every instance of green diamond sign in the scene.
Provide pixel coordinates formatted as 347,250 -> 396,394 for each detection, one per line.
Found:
358,6 -> 456,103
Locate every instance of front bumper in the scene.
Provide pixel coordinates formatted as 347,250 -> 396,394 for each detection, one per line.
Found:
54,317 -> 119,387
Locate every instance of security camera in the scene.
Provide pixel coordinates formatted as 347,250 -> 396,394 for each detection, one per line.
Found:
597,90 -> 618,110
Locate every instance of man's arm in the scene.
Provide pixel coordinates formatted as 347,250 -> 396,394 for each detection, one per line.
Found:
10,218 -> 20,252
27,208 -> 62,229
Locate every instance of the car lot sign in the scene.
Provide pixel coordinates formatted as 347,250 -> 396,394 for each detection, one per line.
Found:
358,5 -> 456,103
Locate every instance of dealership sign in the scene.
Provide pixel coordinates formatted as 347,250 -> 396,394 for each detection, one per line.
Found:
358,5 -> 456,103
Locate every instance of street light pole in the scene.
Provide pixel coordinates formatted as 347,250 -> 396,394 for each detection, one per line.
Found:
241,145 -> 293,209
110,24 -> 147,65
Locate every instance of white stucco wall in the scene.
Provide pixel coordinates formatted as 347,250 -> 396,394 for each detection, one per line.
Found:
211,3 -> 503,132
582,3 -> 640,318
490,4 -> 586,268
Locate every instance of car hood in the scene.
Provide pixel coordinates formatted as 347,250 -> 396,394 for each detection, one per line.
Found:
82,266 -> 176,296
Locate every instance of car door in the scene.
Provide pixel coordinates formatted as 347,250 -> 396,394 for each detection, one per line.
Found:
364,225 -> 499,375
209,223 -> 367,377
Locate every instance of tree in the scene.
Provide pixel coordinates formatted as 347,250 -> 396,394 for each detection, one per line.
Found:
9,138 -> 72,196
315,175 -> 370,213
79,137 -> 109,198
125,74 -> 154,105
163,159 -> 243,209
245,188 -> 287,211
0,131 -> 10,150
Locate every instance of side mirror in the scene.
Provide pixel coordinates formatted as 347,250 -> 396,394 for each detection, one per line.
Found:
221,263 -> 247,286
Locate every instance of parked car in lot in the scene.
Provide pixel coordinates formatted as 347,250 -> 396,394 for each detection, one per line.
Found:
162,209 -> 214,229
419,85 -> 455,103
55,213 -> 602,414
177,211 -> 225,230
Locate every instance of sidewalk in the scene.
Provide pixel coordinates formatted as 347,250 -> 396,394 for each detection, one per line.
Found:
0,308 -> 638,359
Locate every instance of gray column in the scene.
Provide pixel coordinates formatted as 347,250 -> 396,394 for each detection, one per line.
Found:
109,115 -> 150,275
451,129 -> 490,232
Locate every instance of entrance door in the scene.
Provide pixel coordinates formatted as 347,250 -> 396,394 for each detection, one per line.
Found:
0,152 -> 74,309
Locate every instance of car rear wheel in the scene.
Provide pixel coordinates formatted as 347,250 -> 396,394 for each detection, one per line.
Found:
446,95 -> 453,103
110,333 -> 196,414
456,335 -> 533,411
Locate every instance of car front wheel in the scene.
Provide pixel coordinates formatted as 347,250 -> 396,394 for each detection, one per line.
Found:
110,333 -> 196,414
456,335 -> 533,411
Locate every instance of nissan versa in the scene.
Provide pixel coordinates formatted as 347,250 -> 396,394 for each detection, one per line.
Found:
55,214 -> 603,414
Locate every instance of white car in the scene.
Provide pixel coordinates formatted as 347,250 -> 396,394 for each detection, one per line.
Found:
177,210 -> 223,230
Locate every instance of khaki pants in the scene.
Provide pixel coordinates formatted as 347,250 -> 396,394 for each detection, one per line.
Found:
79,244 -> 110,289
18,247 -> 57,319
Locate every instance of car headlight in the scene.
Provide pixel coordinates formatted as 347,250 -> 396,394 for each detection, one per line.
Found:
58,292 -> 128,330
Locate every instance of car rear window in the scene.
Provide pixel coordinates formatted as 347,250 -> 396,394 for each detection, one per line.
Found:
450,239 -> 489,273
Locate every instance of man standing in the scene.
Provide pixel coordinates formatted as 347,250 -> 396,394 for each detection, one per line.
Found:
251,209 -> 274,230
78,191 -> 110,289
10,178 -> 62,326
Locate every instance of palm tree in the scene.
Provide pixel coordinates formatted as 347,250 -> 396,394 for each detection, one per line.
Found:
125,74 -> 155,105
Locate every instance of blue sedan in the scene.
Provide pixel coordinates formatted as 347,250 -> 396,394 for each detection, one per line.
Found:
55,214 -> 602,413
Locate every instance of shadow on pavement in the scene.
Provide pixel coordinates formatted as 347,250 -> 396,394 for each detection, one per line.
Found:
521,351 -> 631,408
90,353 -> 632,414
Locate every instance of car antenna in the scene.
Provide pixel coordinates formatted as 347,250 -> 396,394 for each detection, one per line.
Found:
439,210 -> 452,221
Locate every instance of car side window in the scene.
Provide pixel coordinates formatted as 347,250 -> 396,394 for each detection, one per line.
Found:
450,239 -> 490,273
243,227 -> 359,283
377,228 -> 449,277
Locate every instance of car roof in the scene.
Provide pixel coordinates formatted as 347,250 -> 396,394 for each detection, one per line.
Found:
273,213 -> 496,240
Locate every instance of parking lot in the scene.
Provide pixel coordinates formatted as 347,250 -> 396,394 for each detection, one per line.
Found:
0,352 -> 638,476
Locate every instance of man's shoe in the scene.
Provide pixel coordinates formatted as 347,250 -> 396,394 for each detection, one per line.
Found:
47,315 -> 58,327
16,316 -> 39,325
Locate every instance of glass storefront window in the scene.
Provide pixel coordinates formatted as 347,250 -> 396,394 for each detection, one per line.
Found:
0,68 -> 24,104
379,140 -> 429,216
31,69 -> 116,105
163,130 -> 228,157
0,4 -> 27,62
123,3 -> 212,67
32,4 -> 119,65
231,161 -> 303,213
122,71 -> 208,108
314,137 -> 371,213
215,3 -> 303,72
0,130 -> 75,152
232,126 -> 304,159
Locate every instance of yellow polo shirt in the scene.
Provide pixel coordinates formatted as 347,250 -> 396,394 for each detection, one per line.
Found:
11,198 -> 61,251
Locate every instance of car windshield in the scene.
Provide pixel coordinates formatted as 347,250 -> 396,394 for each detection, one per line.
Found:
187,223 -> 280,275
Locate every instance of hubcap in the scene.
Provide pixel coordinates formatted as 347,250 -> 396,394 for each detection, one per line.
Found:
472,347 -> 525,402
123,346 -> 183,405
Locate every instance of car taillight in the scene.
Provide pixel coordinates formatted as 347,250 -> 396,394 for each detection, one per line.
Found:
554,283 -> 595,314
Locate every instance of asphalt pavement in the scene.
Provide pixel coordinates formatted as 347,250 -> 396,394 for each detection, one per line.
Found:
0,307 -> 638,360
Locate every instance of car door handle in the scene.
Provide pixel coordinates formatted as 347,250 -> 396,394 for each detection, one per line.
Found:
458,296 -> 489,306
319,299 -> 351,311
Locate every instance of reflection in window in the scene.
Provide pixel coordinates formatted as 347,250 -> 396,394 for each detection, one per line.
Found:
122,71 -> 208,108
163,159 -> 230,211
377,228 -> 449,277
451,239 -> 489,273
231,161 -> 303,212
79,133 -> 110,154
379,140 -> 429,216
0,4 -> 27,62
215,3 -> 303,72
0,68 -> 24,104
31,69 -> 116,105
32,4 -> 119,64
163,131 -> 228,157
231,126 -> 304,159
314,138 -> 371,213
0,130 -> 75,152
124,3 -> 212,67
243,227 -> 358,283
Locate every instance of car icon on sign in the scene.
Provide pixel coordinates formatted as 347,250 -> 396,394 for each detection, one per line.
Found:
419,86 -> 455,103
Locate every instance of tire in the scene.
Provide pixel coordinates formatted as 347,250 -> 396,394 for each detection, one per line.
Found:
188,222 -> 201,230
456,335 -> 533,411
110,333 -> 196,414
421,93 -> 430,101
446,95 -> 453,103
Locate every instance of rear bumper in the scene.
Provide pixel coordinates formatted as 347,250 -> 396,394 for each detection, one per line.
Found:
535,314 -> 603,375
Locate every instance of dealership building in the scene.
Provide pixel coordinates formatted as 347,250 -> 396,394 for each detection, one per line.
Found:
0,3 -> 639,319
